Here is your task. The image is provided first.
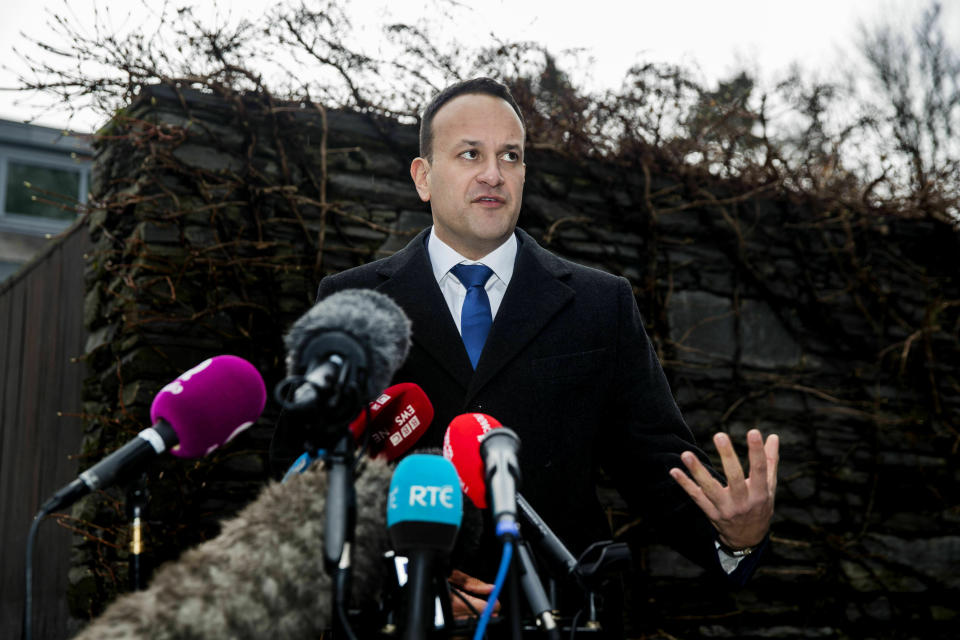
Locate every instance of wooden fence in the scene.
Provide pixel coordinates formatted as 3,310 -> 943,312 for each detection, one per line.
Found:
0,221 -> 89,640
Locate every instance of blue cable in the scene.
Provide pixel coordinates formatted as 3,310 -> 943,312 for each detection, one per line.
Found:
473,540 -> 513,640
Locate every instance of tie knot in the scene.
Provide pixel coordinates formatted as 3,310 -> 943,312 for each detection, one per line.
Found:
451,263 -> 494,289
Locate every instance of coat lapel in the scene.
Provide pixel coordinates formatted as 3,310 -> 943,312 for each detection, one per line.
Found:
466,229 -> 574,400
373,230 -> 475,388
372,228 -> 576,402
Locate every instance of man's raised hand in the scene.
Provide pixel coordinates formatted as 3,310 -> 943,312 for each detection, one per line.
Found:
669,429 -> 779,550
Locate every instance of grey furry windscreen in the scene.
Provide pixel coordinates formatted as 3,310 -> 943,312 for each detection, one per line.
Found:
71,459 -> 395,639
283,288 -> 412,396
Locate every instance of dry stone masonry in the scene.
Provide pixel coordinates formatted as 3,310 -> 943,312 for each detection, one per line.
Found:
74,84 -> 959,639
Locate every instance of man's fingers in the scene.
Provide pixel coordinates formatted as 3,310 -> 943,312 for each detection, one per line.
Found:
449,569 -> 495,595
680,450 -> 726,497
450,589 -> 500,620
764,433 -> 780,494
449,569 -> 500,620
714,432 -> 748,502
669,466 -> 722,521
674,450 -> 727,516
669,432 -> 780,549
746,429 -> 769,494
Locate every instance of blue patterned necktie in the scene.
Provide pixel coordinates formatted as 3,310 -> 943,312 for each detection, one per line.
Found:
450,263 -> 494,369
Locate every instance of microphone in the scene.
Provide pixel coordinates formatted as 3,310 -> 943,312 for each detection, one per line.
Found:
443,415 -> 563,636
442,412 -> 500,508
387,454 -> 463,640
271,384 -> 434,636
349,382 -> 435,462
71,458 -> 396,639
330,382 -> 433,635
444,414 -> 578,577
281,382 -> 435,484
479,428 -> 521,539
516,495 -> 578,578
276,289 -> 411,611
443,413 -> 519,538
277,289 -> 411,436
40,355 -> 266,513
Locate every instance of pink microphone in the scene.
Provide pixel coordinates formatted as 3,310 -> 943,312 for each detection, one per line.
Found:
150,355 -> 266,458
41,355 -> 266,514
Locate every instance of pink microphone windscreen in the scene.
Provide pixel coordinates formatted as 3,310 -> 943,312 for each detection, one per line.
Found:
150,355 -> 266,458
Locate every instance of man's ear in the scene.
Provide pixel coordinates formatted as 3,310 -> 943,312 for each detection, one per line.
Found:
410,157 -> 431,203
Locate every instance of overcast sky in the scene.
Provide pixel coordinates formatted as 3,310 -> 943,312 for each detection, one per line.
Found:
1,0 -> 955,131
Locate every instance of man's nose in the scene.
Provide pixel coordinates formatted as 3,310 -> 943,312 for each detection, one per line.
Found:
477,157 -> 504,187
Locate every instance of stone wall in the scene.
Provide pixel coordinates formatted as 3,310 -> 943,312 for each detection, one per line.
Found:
72,84 -> 959,638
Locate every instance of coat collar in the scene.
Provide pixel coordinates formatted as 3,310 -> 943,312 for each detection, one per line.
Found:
374,229 -> 474,385
373,228 -> 575,400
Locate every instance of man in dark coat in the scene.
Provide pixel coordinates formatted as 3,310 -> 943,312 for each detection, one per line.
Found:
286,77 -> 779,630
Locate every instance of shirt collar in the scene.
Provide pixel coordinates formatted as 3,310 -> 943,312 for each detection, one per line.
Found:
427,226 -> 518,286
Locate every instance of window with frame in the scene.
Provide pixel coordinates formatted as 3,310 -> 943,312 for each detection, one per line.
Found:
0,145 -> 90,235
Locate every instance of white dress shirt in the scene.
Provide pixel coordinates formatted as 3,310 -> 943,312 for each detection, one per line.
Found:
427,227 -> 517,335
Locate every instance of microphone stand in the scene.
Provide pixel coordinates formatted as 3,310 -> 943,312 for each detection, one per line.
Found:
126,476 -> 150,591
574,541 -> 632,631
324,434 -> 357,638
386,550 -> 457,638
276,329 -> 373,638
514,540 -> 560,639
514,497 -> 630,636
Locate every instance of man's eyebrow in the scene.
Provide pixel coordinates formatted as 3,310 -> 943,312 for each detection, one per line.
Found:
455,140 -> 523,150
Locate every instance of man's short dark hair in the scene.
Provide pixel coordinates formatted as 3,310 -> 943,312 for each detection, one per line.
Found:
419,77 -> 526,160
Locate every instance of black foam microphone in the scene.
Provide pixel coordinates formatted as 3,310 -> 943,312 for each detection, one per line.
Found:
71,459 -> 396,640
278,289 -> 411,427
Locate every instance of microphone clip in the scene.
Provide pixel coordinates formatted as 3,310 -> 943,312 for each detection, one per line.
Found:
574,540 -> 632,590
275,330 -> 371,447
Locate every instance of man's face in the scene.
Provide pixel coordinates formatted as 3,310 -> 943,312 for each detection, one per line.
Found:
410,93 -> 526,260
